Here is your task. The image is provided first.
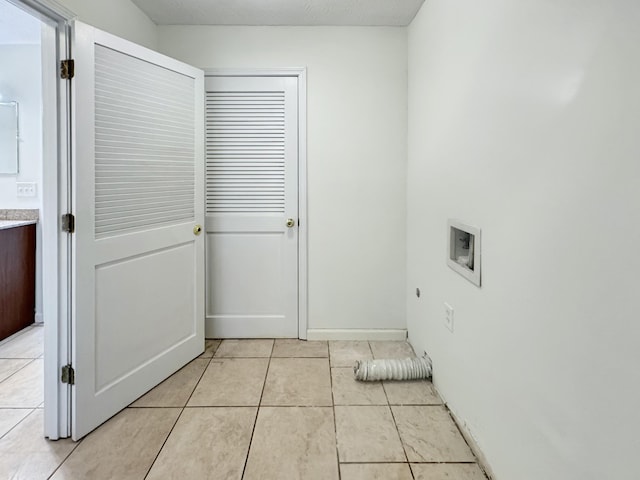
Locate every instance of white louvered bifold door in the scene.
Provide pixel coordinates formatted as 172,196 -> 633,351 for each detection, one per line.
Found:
71,22 -> 205,440
205,76 -> 298,338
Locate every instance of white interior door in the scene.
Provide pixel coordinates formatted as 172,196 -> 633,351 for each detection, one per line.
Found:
205,76 -> 298,338
71,22 -> 204,440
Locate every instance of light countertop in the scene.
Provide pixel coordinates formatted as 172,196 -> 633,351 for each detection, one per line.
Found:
0,220 -> 37,231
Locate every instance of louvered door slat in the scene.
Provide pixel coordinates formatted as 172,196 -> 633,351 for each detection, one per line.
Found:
94,45 -> 195,238
206,90 -> 287,214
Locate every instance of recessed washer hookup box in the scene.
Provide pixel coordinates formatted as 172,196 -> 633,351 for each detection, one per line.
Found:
447,219 -> 481,287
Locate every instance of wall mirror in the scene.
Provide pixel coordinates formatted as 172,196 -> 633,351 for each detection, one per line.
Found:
0,102 -> 19,175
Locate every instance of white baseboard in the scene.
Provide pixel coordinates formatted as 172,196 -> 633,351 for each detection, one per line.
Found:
205,316 -> 297,339
306,329 -> 407,341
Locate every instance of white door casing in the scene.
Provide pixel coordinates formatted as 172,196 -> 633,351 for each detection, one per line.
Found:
72,22 -> 204,439
204,75 -> 300,338
11,0 -> 76,440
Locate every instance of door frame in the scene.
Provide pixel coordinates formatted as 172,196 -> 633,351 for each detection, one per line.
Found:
203,68 -> 308,339
9,0 -> 75,439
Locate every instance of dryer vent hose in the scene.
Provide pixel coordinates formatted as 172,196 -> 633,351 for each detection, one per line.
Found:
353,355 -> 432,382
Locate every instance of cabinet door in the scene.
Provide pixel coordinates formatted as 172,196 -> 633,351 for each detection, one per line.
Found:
0,225 -> 35,340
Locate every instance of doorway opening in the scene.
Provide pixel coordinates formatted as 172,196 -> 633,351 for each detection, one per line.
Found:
0,0 -> 73,441
204,69 -> 308,340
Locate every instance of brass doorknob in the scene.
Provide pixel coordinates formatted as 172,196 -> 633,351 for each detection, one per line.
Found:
193,224 -> 202,235
286,218 -> 295,228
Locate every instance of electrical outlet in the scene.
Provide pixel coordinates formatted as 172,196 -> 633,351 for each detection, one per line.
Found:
16,182 -> 37,198
444,302 -> 454,332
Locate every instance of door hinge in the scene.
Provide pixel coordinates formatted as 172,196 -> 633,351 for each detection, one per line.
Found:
60,59 -> 75,79
62,213 -> 75,233
61,364 -> 75,385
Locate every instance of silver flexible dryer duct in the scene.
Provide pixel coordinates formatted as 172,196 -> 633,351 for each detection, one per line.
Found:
353,355 -> 432,382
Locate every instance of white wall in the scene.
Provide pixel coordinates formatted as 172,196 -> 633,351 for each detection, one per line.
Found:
407,1 -> 640,479
58,0 -> 157,49
0,45 -> 41,209
0,44 -> 43,322
158,26 -> 408,333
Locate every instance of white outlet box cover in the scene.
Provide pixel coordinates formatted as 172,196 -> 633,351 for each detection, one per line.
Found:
444,302 -> 454,332
16,182 -> 37,198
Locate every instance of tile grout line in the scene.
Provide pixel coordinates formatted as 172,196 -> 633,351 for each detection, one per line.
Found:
181,343 -> 222,407
374,340 -> 416,480
339,461 -> 479,464
46,436 -> 83,479
0,358 -> 38,387
0,356 -> 41,359
0,326 -> 43,441
328,342 -> 342,480
0,407 -> 37,441
0,326 -> 44,419
0,406 -> 40,410
240,339 -> 274,480
140,406 -> 183,479
142,344 -> 219,480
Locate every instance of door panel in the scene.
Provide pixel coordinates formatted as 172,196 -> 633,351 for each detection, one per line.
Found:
72,22 -> 204,440
205,76 -> 298,338
208,233 -> 284,313
94,243 -> 195,392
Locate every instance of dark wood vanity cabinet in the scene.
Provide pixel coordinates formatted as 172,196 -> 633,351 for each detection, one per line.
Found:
0,224 -> 36,341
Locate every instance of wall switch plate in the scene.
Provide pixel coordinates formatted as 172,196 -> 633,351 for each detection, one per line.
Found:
16,182 -> 37,198
444,302 -> 454,332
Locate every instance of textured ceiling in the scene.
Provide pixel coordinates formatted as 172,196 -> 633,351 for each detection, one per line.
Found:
0,1 -> 41,45
130,0 -> 425,26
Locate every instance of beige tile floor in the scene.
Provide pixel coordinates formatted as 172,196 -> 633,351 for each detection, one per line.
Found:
0,333 -> 488,480
0,325 -> 44,425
